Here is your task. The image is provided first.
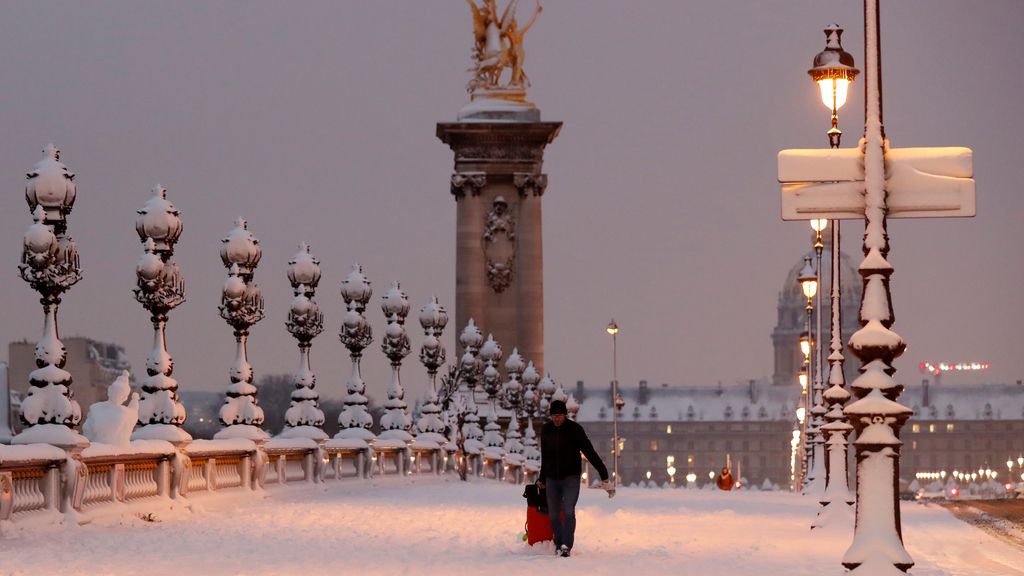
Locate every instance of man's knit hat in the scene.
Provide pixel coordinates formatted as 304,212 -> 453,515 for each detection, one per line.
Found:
549,399 -> 568,415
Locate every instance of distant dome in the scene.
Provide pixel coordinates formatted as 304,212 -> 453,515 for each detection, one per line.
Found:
779,236 -> 860,308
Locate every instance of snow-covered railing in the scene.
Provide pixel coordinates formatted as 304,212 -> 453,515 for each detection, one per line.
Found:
264,445 -> 318,485
1,434 -> 527,523
1,458 -> 62,518
184,440 -> 257,493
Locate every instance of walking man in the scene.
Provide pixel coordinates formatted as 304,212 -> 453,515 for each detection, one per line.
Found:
537,399 -> 615,557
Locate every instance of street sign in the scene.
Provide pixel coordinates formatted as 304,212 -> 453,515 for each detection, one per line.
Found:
778,146 -> 975,220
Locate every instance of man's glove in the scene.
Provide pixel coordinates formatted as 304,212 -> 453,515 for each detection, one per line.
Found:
601,479 -> 616,498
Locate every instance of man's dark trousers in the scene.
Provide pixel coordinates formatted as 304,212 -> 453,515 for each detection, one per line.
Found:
545,476 -> 581,550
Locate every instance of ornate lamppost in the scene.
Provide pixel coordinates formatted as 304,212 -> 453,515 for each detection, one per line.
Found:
521,361 -> 541,418
132,185 -> 189,443
279,243 -> 327,440
335,264 -> 376,442
796,256 -> 817,488
14,144 -> 85,449
479,334 -> 505,455
807,26 -> 859,522
607,319 -> 624,485
806,219 -> 829,497
378,282 -> 413,443
503,348 -> 525,427
215,218 -> 267,441
457,319 -> 485,473
415,296 -> 449,445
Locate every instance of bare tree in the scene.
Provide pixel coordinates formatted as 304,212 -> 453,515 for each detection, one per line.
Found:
436,364 -> 469,481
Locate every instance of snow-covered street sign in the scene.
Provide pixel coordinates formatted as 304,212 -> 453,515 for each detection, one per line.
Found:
778,146 -> 975,220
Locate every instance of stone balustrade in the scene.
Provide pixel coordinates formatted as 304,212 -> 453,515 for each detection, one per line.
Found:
0,435 -> 533,524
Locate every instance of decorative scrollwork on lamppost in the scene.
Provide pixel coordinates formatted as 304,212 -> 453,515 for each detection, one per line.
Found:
415,296 -> 448,445
279,243 -> 327,441
14,145 -> 85,449
335,264 -> 376,442
132,185 -> 190,443
215,218 -> 267,441
378,282 -> 413,443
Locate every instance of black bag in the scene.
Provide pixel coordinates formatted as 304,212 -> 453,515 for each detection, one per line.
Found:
523,483 -> 548,514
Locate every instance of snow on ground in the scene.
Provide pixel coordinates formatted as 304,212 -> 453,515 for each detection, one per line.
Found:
2,477 -> 1022,576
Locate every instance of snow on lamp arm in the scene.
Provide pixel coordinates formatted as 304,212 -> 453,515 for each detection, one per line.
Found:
132,185 -> 190,443
215,218 -> 268,441
280,243 -> 327,440
14,144 -> 86,448
378,282 -> 413,442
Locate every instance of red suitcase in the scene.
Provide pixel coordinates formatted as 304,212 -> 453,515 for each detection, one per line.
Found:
523,483 -> 555,545
526,505 -> 554,545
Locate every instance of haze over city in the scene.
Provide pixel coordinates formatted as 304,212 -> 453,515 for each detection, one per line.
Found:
0,0 -> 1020,403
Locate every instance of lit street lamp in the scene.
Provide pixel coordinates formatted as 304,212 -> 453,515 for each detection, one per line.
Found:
796,256 -> 817,487
807,24 -> 858,149
807,26 -> 859,515
607,319 -> 624,485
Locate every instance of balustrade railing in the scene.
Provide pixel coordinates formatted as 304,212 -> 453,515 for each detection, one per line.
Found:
2,430 -> 531,522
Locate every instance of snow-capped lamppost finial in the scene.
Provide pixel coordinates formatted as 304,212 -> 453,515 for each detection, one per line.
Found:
14,145 -> 86,449
215,218 -> 268,441
378,281 -> 414,442
132,185 -> 190,443
280,243 -> 327,440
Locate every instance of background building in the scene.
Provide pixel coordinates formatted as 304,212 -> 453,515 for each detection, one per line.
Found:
576,239 -> 1024,489
576,379 -> 797,488
7,337 -> 133,433
771,235 -> 861,388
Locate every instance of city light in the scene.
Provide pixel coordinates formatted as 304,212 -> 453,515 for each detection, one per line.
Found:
919,361 -> 990,375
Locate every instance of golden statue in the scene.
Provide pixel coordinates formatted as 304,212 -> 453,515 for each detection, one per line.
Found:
466,0 -> 542,97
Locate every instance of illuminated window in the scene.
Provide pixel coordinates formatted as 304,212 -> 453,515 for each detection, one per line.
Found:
666,455 -> 675,466
650,440 -> 658,451
666,425 -> 672,434
687,455 -> 694,465
911,441 -> 917,449
946,423 -> 955,432
911,424 -> 920,433
928,424 -> 936,433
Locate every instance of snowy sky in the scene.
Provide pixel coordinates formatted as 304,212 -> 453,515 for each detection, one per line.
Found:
0,1 -> 1021,404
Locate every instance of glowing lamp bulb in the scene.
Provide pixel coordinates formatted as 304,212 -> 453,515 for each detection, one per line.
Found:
817,78 -> 850,111
810,218 -> 829,233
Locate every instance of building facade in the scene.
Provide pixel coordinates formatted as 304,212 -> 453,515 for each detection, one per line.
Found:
576,380 -> 798,488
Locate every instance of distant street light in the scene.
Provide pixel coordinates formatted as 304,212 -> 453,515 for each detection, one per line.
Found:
796,256 -> 817,487
607,318 -> 623,485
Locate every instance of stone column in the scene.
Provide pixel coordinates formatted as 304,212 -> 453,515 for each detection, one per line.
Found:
437,119 -> 560,376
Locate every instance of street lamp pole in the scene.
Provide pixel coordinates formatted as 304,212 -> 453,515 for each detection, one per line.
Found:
796,257 -> 818,488
607,319 -> 621,486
